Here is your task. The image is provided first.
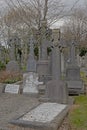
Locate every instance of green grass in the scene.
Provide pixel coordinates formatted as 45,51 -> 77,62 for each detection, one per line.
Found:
69,95 -> 87,130
80,71 -> 87,84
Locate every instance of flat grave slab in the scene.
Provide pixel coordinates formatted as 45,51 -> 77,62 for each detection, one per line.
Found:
5,84 -> 20,94
10,102 -> 69,130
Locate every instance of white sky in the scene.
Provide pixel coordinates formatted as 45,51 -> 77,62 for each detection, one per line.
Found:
0,0 -> 86,28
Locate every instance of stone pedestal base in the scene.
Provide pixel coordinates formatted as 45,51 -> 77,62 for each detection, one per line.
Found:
66,65 -> 80,80
67,80 -> 84,95
37,60 -> 52,83
37,60 -> 49,75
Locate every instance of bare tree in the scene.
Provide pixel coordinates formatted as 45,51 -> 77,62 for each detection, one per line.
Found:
62,8 -> 87,46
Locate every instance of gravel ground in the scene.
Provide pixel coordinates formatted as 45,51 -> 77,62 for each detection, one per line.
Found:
0,93 -> 39,129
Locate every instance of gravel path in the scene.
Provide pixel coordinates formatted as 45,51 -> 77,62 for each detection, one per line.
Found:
0,93 -> 39,129
0,93 -> 71,130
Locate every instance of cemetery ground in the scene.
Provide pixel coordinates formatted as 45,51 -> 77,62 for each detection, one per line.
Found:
0,70 -> 87,130
0,94 -> 87,130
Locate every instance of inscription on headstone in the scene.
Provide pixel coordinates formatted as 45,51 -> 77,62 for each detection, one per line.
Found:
23,72 -> 43,94
5,84 -> 19,94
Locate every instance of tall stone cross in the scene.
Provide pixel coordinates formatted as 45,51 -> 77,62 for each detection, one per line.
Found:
8,37 -> 15,61
27,35 -> 36,72
51,29 -> 61,80
70,42 -> 76,64
29,36 -> 35,60
40,20 -> 51,60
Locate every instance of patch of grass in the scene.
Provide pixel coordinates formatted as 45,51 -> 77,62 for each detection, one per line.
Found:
0,71 -> 22,84
80,71 -> 87,84
69,95 -> 87,130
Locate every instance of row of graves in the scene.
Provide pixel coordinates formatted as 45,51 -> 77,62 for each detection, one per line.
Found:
0,20 -> 84,130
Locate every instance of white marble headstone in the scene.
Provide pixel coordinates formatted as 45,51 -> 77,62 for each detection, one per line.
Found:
20,102 -> 67,123
5,84 -> 19,94
23,72 -> 43,94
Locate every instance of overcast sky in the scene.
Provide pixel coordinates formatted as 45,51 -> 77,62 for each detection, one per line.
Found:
0,0 -> 86,9
0,0 -> 86,27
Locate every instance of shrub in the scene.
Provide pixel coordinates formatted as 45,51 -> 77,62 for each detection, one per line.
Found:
0,61 -> 6,70
0,71 -> 22,84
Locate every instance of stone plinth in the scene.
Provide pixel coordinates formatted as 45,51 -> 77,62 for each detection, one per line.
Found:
10,103 -> 69,130
40,80 -> 68,104
66,65 -> 80,80
66,65 -> 84,94
37,60 -> 51,83
37,60 -> 49,75
27,59 -> 36,72
67,80 -> 84,95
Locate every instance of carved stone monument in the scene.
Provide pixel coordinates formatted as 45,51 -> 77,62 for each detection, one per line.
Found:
40,29 -> 68,104
6,35 -> 20,72
66,42 -> 84,94
23,36 -> 43,96
23,72 -> 43,95
27,36 -> 36,72
37,20 -> 52,83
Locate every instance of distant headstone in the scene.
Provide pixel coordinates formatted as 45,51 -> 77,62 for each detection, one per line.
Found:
66,41 -> 84,94
66,65 -> 80,81
6,35 -> 20,72
70,42 -> 76,64
27,36 -> 36,72
37,21 -> 52,82
6,60 -> 20,72
5,84 -> 20,94
8,34 -> 21,61
23,72 -> 43,95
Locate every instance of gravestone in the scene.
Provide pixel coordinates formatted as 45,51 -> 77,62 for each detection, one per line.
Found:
27,36 -> 36,72
66,42 -> 84,94
6,35 -> 20,72
40,29 -> 68,104
37,20 -> 52,83
6,60 -> 20,72
10,103 -> 69,130
5,84 -> 20,94
23,72 -> 43,96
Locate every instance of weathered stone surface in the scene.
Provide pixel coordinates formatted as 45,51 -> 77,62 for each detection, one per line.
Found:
66,65 -> 80,81
37,60 -> 49,75
20,103 -> 67,122
10,103 -> 69,130
23,72 -> 43,95
67,80 -> 84,94
6,60 -> 20,72
5,84 -> 20,94
27,36 -> 36,72
41,80 -> 68,104
66,41 -> 84,94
